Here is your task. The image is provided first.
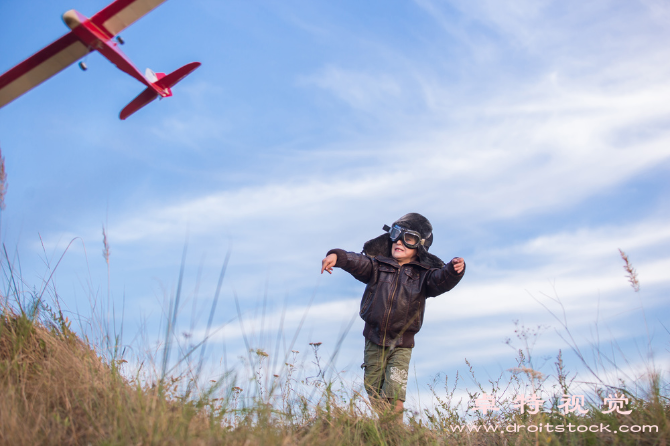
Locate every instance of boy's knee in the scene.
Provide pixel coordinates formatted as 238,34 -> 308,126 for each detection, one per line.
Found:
389,399 -> 404,414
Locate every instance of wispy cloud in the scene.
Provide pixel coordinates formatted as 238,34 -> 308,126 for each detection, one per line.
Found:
300,65 -> 402,111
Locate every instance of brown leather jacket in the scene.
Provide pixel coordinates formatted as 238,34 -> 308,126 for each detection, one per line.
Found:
327,249 -> 465,348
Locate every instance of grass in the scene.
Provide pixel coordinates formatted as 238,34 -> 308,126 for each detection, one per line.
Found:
0,246 -> 668,444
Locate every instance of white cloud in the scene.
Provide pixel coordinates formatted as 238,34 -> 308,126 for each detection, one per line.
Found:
195,297 -> 359,344
299,65 -> 402,111
640,0 -> 670,23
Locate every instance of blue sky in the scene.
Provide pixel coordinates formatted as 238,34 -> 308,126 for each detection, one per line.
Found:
1,0 -> 670,409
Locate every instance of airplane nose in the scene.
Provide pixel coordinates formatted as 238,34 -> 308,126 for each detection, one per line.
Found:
62,10 -> 82,29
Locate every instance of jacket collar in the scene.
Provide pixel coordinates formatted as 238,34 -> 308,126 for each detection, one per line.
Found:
376,256 -> 431,270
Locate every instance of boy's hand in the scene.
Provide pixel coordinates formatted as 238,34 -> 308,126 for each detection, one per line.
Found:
451,257 -> 465,274
321,253 -> 338,274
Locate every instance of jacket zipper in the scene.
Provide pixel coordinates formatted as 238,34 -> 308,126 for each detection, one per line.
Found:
381,265 -> 401,347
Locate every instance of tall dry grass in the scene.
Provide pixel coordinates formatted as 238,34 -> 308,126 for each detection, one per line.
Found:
0,244 -> 667,445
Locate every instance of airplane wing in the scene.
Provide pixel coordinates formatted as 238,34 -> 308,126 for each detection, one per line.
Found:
91,0 -> 168,37
0,32 -> 90,108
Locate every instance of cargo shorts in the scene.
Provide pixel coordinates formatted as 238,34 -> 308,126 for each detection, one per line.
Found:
361,339 -> 412,402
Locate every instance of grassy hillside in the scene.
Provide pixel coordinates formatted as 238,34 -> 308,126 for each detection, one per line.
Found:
1,306 -> 668,444
0,250 -> 668,444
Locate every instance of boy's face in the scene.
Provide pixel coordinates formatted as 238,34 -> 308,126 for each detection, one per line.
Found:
391,239 -> 418,265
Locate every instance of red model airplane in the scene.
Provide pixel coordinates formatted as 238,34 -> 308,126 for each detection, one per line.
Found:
0,0 -> 200,120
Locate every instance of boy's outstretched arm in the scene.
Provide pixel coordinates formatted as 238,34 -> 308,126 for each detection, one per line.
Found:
321,253 -> 337,274
320,249 -> 374,283
425,257 -> 466,297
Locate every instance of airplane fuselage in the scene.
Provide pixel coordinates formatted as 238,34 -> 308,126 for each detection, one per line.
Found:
62,9 -> 169,97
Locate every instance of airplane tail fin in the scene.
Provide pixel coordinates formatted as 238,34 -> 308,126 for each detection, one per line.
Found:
119,62 -> 201,120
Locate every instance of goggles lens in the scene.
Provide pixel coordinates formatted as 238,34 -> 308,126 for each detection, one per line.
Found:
388,225 -> 422,248
389,225 -> 403,241
404,232 -> 421,246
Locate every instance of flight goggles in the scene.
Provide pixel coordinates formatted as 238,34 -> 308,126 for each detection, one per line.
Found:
383,224 -> 425,249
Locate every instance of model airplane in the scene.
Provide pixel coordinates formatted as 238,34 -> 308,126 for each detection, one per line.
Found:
0,0 -> 200,120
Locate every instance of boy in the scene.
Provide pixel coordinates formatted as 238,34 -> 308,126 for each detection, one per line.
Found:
321,213 -> 465,415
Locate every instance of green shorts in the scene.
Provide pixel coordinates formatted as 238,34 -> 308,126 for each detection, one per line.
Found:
362,339 -> 412,402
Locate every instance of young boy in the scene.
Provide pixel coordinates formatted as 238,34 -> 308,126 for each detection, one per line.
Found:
321,213 -> 465,415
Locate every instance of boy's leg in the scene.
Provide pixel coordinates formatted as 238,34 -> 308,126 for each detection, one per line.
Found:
362,339 -> 387,405
381,346 -> 412,413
